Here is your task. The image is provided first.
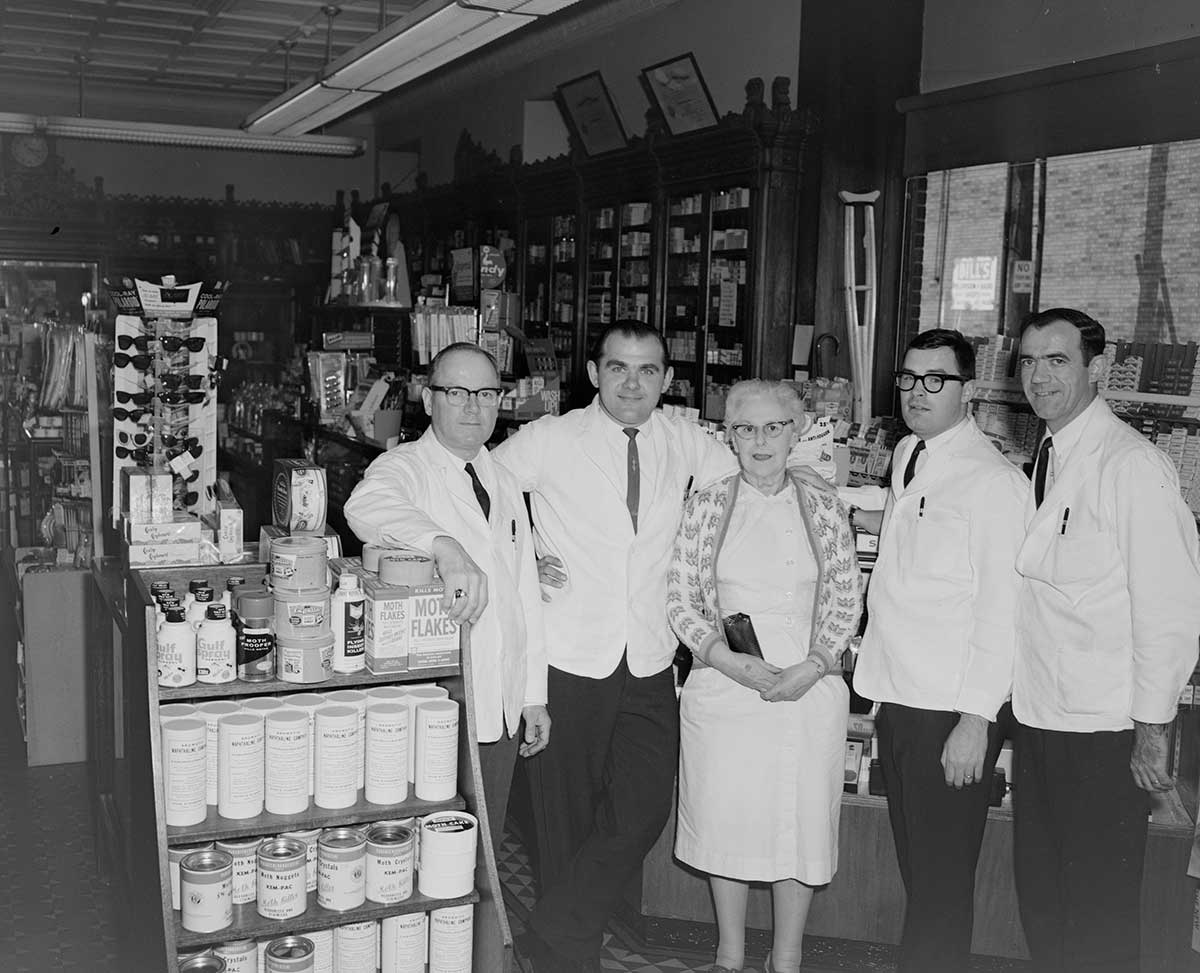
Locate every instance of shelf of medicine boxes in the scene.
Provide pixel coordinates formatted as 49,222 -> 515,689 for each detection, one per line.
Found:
126,564 -> 509,967
972,379 -> 1200,409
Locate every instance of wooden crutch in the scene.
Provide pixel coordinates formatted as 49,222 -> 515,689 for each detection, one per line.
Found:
839,189 -> 880,423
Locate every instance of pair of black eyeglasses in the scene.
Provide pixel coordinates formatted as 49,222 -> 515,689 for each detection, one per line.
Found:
113,407 -> 148,422
115,445 -> 151,461
894,371 -> 971,394
161,433 -> 198,449
166,442 -> 204,462
115,389 -> 154,406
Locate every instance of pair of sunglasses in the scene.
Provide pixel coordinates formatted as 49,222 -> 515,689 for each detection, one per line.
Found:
160,372 -> 206,391
166,442 -> 204,462
117,430 -> 149,446
175,467 -> 200,484
115,445 -> 151,461
113,407 -> 148,422
161,433 -> 198,449
114,352 -> 152,371
160,390 -> 208,406
116,333 -> 151,351
115,389 -> 154,406
159,335 -> 206,353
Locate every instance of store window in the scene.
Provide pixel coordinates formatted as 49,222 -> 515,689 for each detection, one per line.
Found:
905,139 -> 1200,348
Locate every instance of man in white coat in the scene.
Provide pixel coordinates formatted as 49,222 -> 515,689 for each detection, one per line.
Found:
1013,307 -> 1200,973
343,342 -> 550,856
856,328 -> 1027,973
493,321 -> 752,973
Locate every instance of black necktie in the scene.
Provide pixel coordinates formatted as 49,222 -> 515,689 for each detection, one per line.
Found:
623,427 -> 640,533
464,461 -> 491,520
902,439 -> 925,488
1033,437 -> 1053,508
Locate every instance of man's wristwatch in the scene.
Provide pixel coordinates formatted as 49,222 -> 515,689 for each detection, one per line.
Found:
847,505 -> 860,530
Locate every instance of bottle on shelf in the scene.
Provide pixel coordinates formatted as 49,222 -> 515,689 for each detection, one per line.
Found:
186,586 -> 216,631
196,603 -> 237,685
331,574 -> 366,674
157,609 -> 197,688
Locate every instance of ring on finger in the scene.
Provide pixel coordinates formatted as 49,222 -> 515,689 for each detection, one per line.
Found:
454,588 -> 465,599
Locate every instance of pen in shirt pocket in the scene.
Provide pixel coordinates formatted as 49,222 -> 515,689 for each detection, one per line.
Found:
511,518 -> 517,543
684,475 -> 694,503
918,496 -> 926,518
1060,507 -> 1070,536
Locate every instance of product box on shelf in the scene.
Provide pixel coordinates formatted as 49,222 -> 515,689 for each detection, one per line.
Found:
330,557 -> 370,586
362,576 -> 459,674
124,540 -> 203,568
124,513 -> 204,545
203,498 -> 243,563
259,525 -> 343,564
121,467 -> 173,524
272,459 -> 328,534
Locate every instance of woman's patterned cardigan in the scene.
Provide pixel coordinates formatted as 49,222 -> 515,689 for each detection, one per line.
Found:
666,471 -> 863,674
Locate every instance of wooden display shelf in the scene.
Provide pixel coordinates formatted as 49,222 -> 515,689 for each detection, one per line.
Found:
159,665 -> 460,701
174,889 -> 480,950
168,793 -> 467,844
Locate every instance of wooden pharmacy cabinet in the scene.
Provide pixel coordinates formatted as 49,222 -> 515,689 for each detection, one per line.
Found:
90,560 -> 511,971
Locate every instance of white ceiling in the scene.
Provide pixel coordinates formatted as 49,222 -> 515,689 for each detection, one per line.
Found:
0,0 -> 421,102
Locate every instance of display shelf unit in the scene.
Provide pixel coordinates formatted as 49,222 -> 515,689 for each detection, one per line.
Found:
93,561 -> 512,971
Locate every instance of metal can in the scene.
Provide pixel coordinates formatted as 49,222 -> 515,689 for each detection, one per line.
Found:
365,823 -> 415,904
280,827 -> 321,892
265,935 -> 316,973
179,955 -> 227,973
317,826 -> 366,911
179,850 -> 233,934
213,939 -> 256,973
235,587 -> 275,682
215,837 -> 261,905
256,837 -> 308,920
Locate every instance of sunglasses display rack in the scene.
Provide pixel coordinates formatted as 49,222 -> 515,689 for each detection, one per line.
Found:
111,313 -> 219,526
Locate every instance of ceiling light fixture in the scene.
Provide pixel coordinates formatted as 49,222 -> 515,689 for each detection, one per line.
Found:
0,111 -> 364,156
243,0 -> 581,137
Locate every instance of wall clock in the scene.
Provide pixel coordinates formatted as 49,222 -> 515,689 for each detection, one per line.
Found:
11,133 -> 50,169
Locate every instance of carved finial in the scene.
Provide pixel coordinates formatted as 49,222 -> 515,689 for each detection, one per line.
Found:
771,76 -> 792,114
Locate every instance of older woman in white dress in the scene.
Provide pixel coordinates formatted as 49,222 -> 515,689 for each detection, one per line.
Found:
667,379 -> 862,973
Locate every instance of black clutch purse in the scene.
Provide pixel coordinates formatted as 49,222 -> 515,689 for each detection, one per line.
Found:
721,612 -> 764,659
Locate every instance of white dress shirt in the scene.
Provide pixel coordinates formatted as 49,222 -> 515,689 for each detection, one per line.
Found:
1013,396 -> 1200,731
342,429 -> 547,742
493,398 -> 737,679
856,417 -> 1028,721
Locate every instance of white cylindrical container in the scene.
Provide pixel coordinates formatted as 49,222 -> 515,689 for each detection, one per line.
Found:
365,823 -> 415,904
180,849 -> 234,934
264,709 -> 310,816
157,609 -> 197,687
365,702 -> 409,805
159,702 -> 198,720
214,939 -> 257,973
222,576 -> 247,612
333,920 -> 377,973
196,603 -> 238,685
419,811 -> 478,899
186,585 -> 216,631
363,685 -> 409,704
381,912 -> 427,973
330,574 -> 366,674
403,686 -> 449,782
161,716 -> 207,827
256,837 -> 308,920
280,693 -> 325,795
414,699 -> 459,802
168,842 -> 213,911
377,551 -> 435,586
264,935 -> 315,973
313,704 -> 359,809
240,697 -> 285,717
276,633 -> 334,685
325,689 -> 367,791
194,700 -> 241,806
217,712 -> 265,820
215,836 -> 262,905
429,904 -> 474,973
305,927 -> 333,973
271,534 -> 328,590
274,585 -> 331,640
280,827 -> 321,893
316,827 -> 367,912
178,953 -> 226,973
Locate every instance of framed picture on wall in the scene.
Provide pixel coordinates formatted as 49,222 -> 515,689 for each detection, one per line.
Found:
555,71 -> 627,157
641,52 -> 720,136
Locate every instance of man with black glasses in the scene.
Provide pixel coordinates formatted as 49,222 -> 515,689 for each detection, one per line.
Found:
345,341 -> 551,857
855,328 -> 1027,973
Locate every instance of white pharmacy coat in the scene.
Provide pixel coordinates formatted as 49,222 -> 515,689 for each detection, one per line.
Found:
343,429 -> 547,743
1013,398 -> 1200,731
